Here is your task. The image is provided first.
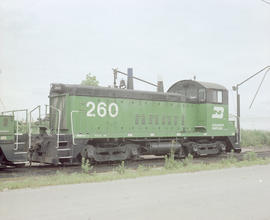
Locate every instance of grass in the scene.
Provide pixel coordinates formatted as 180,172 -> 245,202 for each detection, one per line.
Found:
241,129 -> 270,147
1,153 -> 270,192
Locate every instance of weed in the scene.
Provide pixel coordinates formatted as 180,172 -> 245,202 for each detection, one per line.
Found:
137,164 -> 149,172
243,151 -> 257,161
227,151 -> 237,164
164,149 -> 181,169
182,153 -> 193,166
81,157 -> 93,173
115,161 -> 126,174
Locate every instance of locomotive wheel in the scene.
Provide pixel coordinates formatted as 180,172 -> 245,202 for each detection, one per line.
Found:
216,141 -> 227,154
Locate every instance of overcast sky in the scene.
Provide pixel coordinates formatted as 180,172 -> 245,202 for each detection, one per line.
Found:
0,0 -> 269,129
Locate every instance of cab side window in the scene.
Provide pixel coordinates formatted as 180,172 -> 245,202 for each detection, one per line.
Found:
198,89 -> 206,102
207,90 -> 223,104
186,85 -> 197,101
217,91 -> 222,103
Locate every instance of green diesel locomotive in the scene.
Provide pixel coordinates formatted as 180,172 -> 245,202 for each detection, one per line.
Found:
27,79 -> 241,165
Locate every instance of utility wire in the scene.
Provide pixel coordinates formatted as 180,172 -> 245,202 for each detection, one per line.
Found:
249,68 -> 270,109
261,0 -> 270,5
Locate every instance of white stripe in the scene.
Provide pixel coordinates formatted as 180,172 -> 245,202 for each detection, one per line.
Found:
14,152 -> 27,154
14,142 -> 25,145
57,148 -> 71,151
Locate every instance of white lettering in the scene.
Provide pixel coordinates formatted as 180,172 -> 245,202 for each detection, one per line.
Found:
86,101 -> 119,118
86,101 -> 95,117
212,106 -> 224,119
97,102 -> 107,117
108,103 -> 118,118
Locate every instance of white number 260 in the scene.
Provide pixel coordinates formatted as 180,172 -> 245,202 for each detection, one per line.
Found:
86,101 -> 119,118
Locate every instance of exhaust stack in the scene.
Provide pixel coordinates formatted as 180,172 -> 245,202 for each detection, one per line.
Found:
127,68 -> 134,90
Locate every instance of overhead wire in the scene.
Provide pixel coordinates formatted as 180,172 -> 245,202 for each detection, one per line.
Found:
249,68 -> 270,109
261,0 -> 270,5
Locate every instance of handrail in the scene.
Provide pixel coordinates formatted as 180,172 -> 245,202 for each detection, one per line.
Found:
1,109 -> 28,148
112,68 -> 158,87
28,105 -> 41,149
45,105 -> 61,149
14,120 -> 19,151
71,111 -> 79,145
70,110 -> 85,145
1,109 -> 28,123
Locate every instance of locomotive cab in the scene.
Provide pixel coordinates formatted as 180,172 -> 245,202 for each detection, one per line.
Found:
167,80 -> 228,104
167,80 -> 240,154
167,80 -> 229,133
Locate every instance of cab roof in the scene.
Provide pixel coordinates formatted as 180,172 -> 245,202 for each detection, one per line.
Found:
167,80 -> 227,92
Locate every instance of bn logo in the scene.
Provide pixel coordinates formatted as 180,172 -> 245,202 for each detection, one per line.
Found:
212,106 -> 224,119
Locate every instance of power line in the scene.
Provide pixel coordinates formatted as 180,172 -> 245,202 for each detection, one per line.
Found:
249,68 -> 270,109
261,0 -> 270,5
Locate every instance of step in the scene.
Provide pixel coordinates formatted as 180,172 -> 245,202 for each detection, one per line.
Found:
57,148 -> 71,151
14,152 -> 28,155
58,156 -> 73,159
14,142 -> 25,145
58,141 -> 68,143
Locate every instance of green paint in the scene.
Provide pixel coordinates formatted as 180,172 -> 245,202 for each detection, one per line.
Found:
51,95 -> 235,139
0,115 -> 15,141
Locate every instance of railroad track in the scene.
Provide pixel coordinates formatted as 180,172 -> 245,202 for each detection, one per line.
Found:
1,150 -> 270,179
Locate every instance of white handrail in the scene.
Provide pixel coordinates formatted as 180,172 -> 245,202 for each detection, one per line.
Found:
28,105 -> 41,149
45,105 -> 61,149
71,110 -> 80,145
2,109 -> 28,151
14,120 -> 19,151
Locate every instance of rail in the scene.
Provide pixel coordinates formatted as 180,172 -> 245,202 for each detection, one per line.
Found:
1,109 -> 28,119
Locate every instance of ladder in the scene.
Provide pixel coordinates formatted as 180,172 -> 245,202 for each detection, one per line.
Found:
57,134 -> 73,161
14,122 -> 27,158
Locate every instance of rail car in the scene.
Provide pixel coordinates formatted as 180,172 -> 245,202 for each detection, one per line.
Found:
25,79 -> 241,165
0,114 -> 28,166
